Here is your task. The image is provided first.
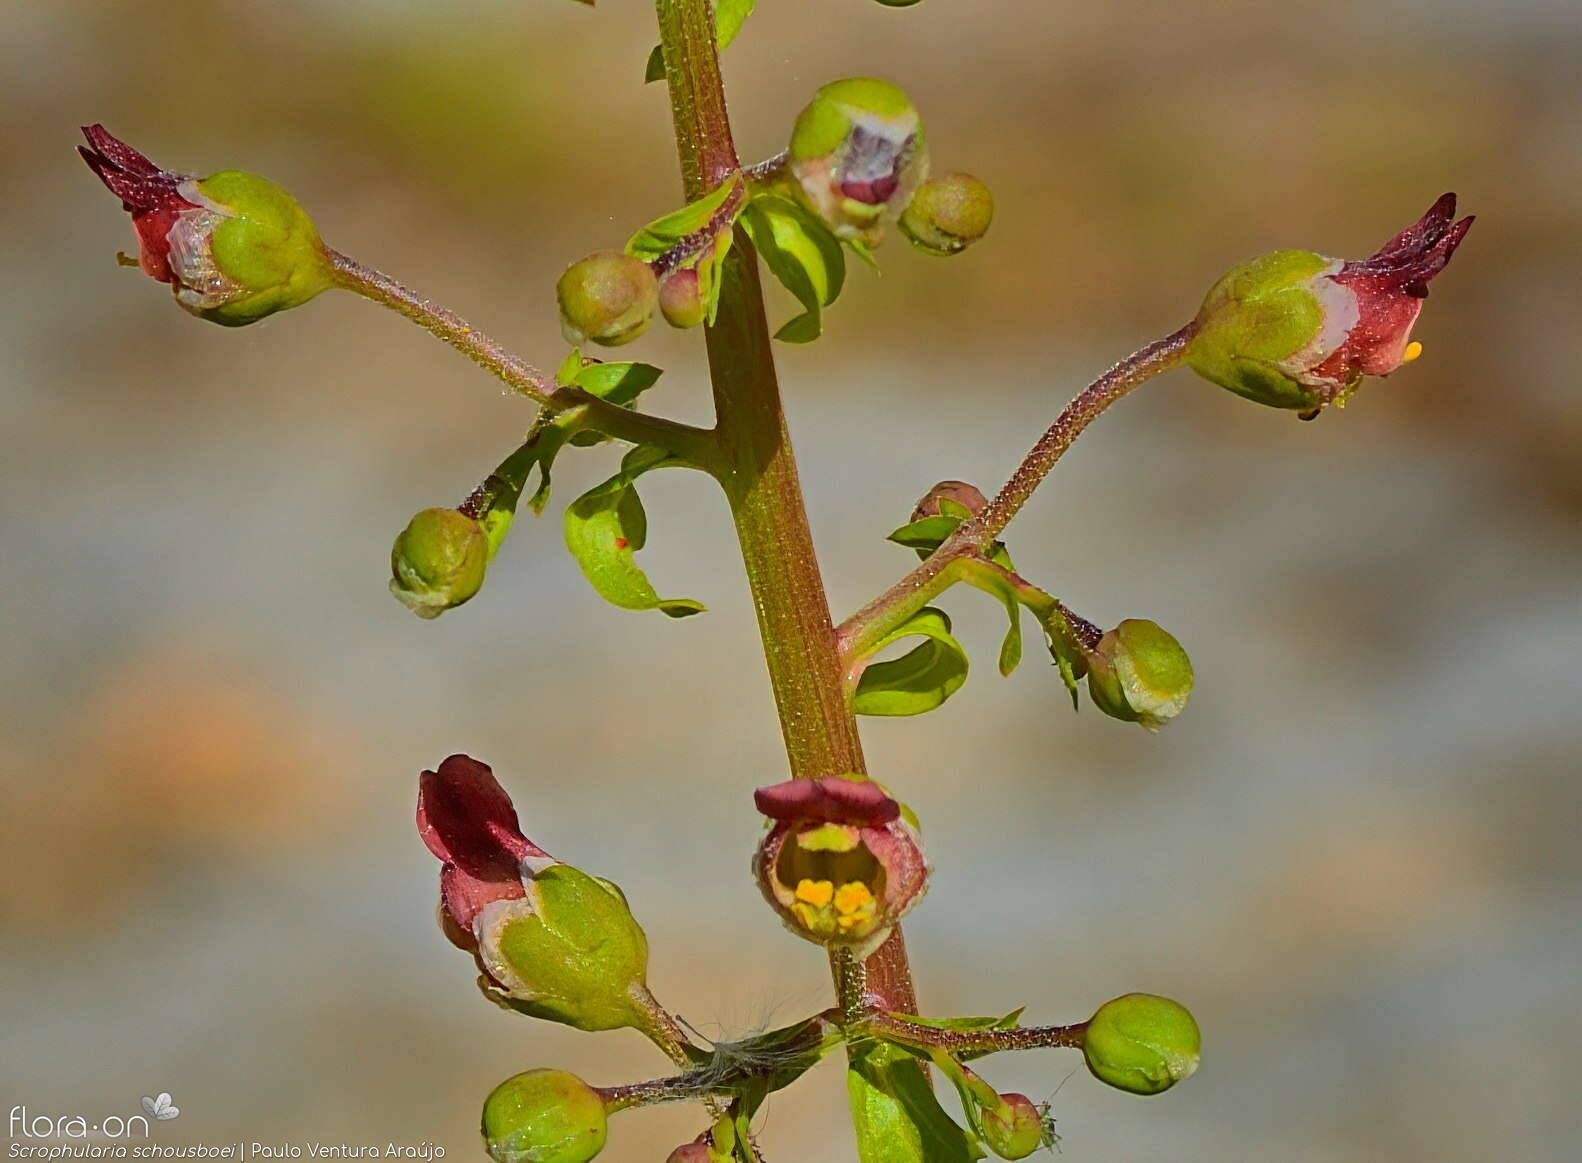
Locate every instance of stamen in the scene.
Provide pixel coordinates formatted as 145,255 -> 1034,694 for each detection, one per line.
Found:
833,882 -> 875,916
1402,341 -> 1424,362
795,879 -> 835,909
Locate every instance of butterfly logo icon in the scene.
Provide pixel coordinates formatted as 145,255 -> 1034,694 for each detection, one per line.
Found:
140,1094 -> 180,1121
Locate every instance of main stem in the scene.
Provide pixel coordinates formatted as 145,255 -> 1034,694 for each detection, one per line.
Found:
655,0 -> 916,1014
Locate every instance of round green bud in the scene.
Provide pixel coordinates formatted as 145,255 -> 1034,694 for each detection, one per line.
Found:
481,1069 -> 607,1163
390,508 -> 489,620
980,1093 -> 1046,1160
187,170 -> 334,326
1086,619 -> 1193,730
658,268 -> 707,330
556,251 -> 658,347
1083,993 -> 1201,1096
476,865 -> 651,1032
899,172 -> 994,256
1186,249 -> 1335,411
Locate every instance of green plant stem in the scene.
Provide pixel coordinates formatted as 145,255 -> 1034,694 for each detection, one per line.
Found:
654,0 -> 919,1018
866,1012 -> 1090,1057
324,248 -> 716,465
836,326 -> 1197,659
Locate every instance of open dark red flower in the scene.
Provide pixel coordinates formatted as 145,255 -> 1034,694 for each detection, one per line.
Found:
753,776 -> 927,951
416,754 -> 552,951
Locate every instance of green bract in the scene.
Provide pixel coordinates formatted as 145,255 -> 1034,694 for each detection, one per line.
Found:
853,607 -> 970,717
563,445 -> 705,618
389,508 -> 490,619
1083,993 -> 1201,1096
557,251 -> 659,347
190,170 -> 333,326
476,864 -> 652,1032
900,173 -> 994,256
740,195 -> 846,342
1086,618 -> 1193,730
481,1069 -> 607,1163
1186,249 -> 1336,410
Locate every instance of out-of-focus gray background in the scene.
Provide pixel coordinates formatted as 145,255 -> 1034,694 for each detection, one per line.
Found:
3,1 -> 1578,1160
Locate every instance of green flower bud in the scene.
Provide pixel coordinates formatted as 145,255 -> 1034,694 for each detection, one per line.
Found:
475,864 -> 652,1032
481,1069 -> 607,1163
899,172 -> 994,256
1082,993 -> 1201,1096
1086,619 -> 1193,730
390,508 -> 489,620
658,268 -> 707,329
980,1093 -> 1047,1161
557,251 -> 659,347
788,77 -> 928,246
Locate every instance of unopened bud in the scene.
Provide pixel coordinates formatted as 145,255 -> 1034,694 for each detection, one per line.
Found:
910,480 -> 987,522
980,1093 -> 1047,1160
788,78 -> 928,246
1083,993 -> 1201,1096
557,251 -> 659,347
481,1069 -> 607,1163
1086,619 -> 1193,730
658,268 -> 707,330
390,508 -> 489,619
900,172 -> 993,256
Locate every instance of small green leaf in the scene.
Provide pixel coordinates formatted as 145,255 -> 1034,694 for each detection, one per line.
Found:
888,516 -> 1024,677
563,446 -> 704,618
854,607 -> 969,716
572,359 -> 663,405
626,174 -> 744,262
644,0 -> 755,82
739,194 -> 845,343
885,514 -> 959,554
848,1042 -> 984,1163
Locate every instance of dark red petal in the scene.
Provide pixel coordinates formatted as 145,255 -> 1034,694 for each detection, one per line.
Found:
754,776 -> 901,825
840,175 -> 899,205
1368,192 -> 1457,263
417,755 -> 549,940
81,124 -> 162,177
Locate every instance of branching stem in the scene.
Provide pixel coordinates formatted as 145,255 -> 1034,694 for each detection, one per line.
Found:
836,326 -> 1197,659
326,248 -> 718,465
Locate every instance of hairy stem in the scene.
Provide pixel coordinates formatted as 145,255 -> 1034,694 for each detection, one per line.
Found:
653,0 -> 917,1017
837,326 -> 1196,658
866,1011 -> 1090,1057
326,249 -> 717,464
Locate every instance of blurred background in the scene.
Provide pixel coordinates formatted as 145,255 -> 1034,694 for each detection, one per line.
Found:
3,0 -> 1579,1159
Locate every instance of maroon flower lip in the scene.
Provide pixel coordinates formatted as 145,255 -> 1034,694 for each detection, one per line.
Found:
1341,192 -> 1474,299
417,755 -> 551,948
77,124 -> 199,284
840,175 -> 900,205
754,776 -> 901,826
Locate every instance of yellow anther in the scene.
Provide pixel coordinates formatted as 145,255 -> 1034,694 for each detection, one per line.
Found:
833,881 -> 875,916
1403,341 -> 1424,363
795,879 -> 835,909
836,913 -> 871,932
790,902 -> 825,933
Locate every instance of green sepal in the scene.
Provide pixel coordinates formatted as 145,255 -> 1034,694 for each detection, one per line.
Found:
848,1041 -> 985,1163
644,0 -> 755,82
485,865 -> 650,1033
739,194 -> 845,342
853,607 -> 968,716
563,445 -> 705,618
626,174 -> 744,262
1186,249 -> 1333,410
194,170 -> 333,326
